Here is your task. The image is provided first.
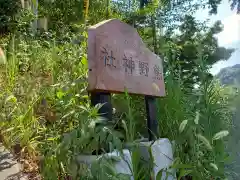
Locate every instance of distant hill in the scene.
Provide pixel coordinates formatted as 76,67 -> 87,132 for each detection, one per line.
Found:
217,64 -> 240,87
218,64 -> 240,179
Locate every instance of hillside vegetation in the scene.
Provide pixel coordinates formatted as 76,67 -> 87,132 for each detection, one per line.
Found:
0,0 -> 238,179
217,64 -> 240,180
217,64 -> 240,86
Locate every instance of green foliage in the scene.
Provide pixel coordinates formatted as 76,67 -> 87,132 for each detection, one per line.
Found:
0,0 -> 236,179
160,15 -> 234,88
38,0 -> 85,31
217,64 -> 240,179
217,64 -> 240,87
157,56 -> 232,179
0,0 -> 21,35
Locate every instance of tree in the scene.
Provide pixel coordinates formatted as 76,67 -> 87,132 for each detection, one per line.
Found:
230,0 -> 240,13
0,0 -> 21,35
38,0 -> 85,30
160,15 -> 234,88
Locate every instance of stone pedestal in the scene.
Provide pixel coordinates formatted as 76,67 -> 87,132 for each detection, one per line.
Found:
139,138 -> 176,180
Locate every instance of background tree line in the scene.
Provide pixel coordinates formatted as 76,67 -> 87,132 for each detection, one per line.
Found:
0,0 -> 237,88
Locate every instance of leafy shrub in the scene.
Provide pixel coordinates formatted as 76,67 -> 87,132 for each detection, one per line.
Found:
0,0 -> 21,35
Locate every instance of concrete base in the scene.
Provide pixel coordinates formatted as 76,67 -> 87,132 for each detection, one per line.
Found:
139,138 -> 176,180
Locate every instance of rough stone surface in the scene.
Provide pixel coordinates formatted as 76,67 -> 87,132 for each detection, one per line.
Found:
88,19 -> 165,97
0,144 -> 27,180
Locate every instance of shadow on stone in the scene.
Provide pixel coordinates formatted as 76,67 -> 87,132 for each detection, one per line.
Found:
5,172 -> 25,180
0,161 -> 17,172
0,144 -> 25,180
0,152 -> 17,172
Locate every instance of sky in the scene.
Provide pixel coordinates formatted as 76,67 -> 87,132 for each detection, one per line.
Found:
195,0 -> 240,75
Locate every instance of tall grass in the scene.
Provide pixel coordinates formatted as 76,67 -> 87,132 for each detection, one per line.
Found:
156,57 -> 232,179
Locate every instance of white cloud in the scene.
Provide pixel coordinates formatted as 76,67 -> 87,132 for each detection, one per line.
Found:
217,14 -> 240,46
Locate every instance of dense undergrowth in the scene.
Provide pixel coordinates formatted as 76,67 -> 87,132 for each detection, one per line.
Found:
0,1 -> 237,179
0,31 -> 234,179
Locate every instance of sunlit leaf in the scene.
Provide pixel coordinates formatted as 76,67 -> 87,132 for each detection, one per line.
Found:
171,163 -> 192,169
51,83 -> 60,87
179,120 -> 188,133
31,0 -> 37,7
2,127 -> 15,133
78,105 -> 88,111
210,163 -> 218,171
56,91 -> 65,99
194,111 -> 200,125
47,137 -> 57,141
5,95 -> 17,104
81,55 -> 88,67
61,110 -> 75,119
212,130 -> 229,140
196,134 -> 212,151
95,103 -> 104,110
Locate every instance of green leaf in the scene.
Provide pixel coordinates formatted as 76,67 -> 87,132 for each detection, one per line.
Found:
81,95 -> 89,99
95,103 -> 104,110
212,130 -> 229,140
5,95 -> 17,104
156,169 -> 163,180
51,83 -> 60,87
178,169 -> 192,180
78,105 -> 88,111
210,163 -> 218,171
47,137 -> 57,141
2,127 -> 15,133
31,0 -> 37,7
179,120 -> 188,133
171,163 -> 192,169
194,111 -> 200,125
81,55 -> 88,67
61,110 -> 75,119
56,91 -> 65,99
196,134 -> 212,151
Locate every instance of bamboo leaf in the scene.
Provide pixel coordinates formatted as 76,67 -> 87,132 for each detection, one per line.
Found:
56,91 -> 65,99
178,169 -> 192,180
5,95 -> 17,104
31,0 -> 37,7
156,169 -> 163,180
196,134 -> 212,151
78,105 -> 88,111
179,120 -> 188,133
171,163 -> 192,169
210,163 -> 218,171
194,111 -> 200,125
61,110 -> 75,119
212,130 -> 229,140
2,127 -> 15,133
